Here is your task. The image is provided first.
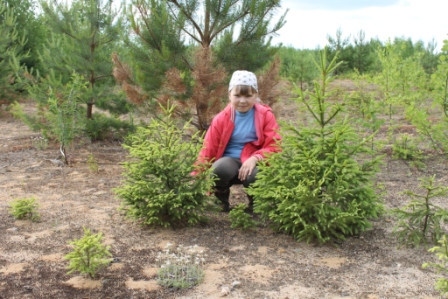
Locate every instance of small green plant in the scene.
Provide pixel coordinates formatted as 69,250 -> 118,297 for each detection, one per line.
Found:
156,243 -> 206,288
228,204 -> 257,230
64,227 -> 112,278
391,175 -> 448,247
8,197 -> 40,221
87,153 -> 99,173
423,235 -> 448,296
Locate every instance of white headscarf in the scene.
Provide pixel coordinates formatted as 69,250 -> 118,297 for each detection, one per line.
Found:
228,70 -> 258,92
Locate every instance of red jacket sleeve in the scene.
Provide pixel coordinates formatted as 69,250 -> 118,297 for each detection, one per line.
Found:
197,117 -> 221,165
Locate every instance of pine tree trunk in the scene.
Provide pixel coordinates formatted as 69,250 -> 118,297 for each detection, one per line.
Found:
87,102 -> 93,119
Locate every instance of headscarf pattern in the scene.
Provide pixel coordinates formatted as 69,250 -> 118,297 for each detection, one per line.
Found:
228,70 -> 258,92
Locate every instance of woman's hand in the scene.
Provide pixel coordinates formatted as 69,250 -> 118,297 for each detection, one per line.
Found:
238,156 -> 258,181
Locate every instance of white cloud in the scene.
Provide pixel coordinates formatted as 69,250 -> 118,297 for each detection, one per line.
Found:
272,0 -> 447,51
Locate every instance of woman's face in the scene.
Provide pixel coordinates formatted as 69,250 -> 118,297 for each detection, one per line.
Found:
229,85 -> 257,113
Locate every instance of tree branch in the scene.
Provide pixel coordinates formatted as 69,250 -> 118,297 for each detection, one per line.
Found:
167,0 -> 205,44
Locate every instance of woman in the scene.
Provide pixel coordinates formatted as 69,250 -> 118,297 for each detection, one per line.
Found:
195,70 -> 281,212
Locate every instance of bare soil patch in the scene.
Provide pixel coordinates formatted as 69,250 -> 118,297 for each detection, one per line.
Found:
0,81 -> 446,298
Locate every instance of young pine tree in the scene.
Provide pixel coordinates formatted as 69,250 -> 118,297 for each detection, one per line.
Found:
347,69 -> 384,152
373,41 -> 428,128
247,50 -> 384,244
406,40 -> 448,155
351,30 -> 375,74
12,73 -> 87,164
279,47 -> 318,91
37,0 -> 129,119
0,3 -> 28,103
325,28 -> 352,75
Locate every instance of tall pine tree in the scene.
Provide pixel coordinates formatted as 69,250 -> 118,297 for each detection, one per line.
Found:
116,0 -> 287,131
325,28 -> 351,75
38,0 -> 128,119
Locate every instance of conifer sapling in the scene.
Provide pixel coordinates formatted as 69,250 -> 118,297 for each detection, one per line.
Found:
64,227 -> 112,278
248,50 -> 384,244
114,102 -> 215,227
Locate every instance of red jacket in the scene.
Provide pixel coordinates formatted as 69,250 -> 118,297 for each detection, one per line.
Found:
195,103 -> 281,169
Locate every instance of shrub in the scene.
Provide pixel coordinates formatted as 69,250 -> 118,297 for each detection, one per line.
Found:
156,243 -> 206,288
84,112 -> 135,142
64,227 -> 112,278
8,197 -> 40,221
114,103 -> 214,227
423,235 -> 448,296
391,175 -> 448,247
248,50 -> 384,244
228,204 -> 258,230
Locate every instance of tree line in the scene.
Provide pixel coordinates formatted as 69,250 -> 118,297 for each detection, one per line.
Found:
279,28 -> 443,89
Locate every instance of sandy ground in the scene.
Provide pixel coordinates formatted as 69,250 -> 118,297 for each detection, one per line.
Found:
1,81 -> 447,298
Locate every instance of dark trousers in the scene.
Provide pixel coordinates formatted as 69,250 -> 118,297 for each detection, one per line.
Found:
212,157 -> 257,204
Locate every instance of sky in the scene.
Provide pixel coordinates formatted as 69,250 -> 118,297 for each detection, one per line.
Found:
271,0 -> 447,52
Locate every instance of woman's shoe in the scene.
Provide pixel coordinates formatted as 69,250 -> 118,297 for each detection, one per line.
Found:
215,189 -> 231,212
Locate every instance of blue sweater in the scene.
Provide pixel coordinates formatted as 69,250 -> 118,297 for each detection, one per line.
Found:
223,107 -> 257,158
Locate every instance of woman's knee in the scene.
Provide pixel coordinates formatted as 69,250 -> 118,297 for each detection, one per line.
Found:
211,158 -> 239,189
212,157 -> 239,177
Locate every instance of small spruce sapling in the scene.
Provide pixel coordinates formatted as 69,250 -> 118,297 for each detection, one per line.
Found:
64,227 -> 112,278
114,102 -> 214,227
423,235 -> 448,297
8,197 -> 40,221
391,175 -> 448,247
228,204 -> 258,230
248,50 -> 384,244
